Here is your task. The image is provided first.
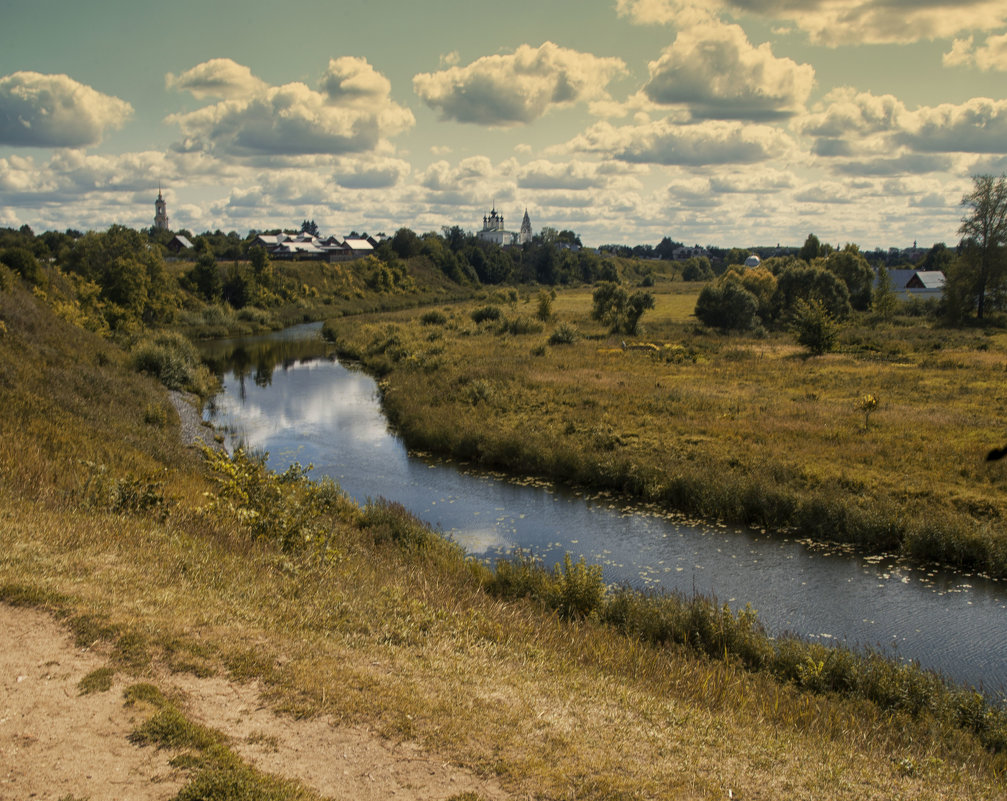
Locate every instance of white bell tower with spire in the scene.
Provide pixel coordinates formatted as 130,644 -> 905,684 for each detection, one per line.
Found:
154,185 -> 169,231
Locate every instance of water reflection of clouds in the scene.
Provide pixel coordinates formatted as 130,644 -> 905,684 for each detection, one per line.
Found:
214,361 -> 391,449
447,527 -> 514,554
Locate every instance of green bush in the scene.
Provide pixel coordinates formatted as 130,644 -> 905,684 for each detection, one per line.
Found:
548,321 -> 580,345
201,446 -> 356,554
790,298 -> 839,355
129,331 -> 210,393
550,554 -> 606,620
420,309 -> 447,326
499,315 -> 543,336
471,305 -> 502,324
695,280 -> 760,331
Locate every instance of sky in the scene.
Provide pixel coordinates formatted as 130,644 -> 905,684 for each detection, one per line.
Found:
2,0 -> 1007,249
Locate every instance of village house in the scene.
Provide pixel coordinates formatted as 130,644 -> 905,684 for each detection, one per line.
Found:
880,268 -> 946,300
251,232 -> 378,262
166,234 -> 193,254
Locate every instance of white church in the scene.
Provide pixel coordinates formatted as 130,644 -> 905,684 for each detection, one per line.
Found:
477,206 -> 532,247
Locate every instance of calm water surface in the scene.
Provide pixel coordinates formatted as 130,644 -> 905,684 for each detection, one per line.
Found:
202,323 -> 1007,695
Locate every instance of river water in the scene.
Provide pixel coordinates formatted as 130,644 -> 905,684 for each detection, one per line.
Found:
202,323 -> 1007,695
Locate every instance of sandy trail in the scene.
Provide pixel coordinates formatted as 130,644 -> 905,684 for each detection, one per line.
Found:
1,604 -> 508,801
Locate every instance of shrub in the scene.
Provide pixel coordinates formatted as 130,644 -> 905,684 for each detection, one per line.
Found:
695,280 -> 760,331
499,315 -> 543,336
790,298 -> 839,355
359,498 -> 435,550
549,554 -> 607,620
471,305 -> 502,324
200,446 -> 355,554
129,331 -> 210,394
681,257 -> 714,282
548,321 -> 580,345
130,342 -> 192,391
420,309 -> 447,326
592,283 -> 655,334
536,289 -> 554,321
464,379 -> 494,405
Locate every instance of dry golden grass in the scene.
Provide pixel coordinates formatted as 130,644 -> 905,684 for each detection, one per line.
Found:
3,501 -> 1003,800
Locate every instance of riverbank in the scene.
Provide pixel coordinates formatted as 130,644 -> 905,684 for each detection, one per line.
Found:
2,282 -> 1006,799
322,289 -> 1007,579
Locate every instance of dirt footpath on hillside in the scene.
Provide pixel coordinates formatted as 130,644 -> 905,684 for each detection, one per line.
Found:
1,604 -> 510,801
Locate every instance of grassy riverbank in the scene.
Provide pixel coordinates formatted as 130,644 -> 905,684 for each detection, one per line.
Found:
323,286 -> 1007,579
2,280 -> 1006,799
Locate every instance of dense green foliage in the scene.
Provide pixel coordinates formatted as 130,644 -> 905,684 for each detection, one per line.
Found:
590,282 -> 656,334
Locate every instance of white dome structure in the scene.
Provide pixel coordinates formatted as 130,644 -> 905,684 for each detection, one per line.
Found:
744,254 -> 761,268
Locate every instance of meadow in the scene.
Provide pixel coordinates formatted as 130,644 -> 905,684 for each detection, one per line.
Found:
322,283 -> 1007,579
2,270 -> 1007,799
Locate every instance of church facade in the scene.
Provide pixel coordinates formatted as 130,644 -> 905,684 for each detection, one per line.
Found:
477,206 -> 532,247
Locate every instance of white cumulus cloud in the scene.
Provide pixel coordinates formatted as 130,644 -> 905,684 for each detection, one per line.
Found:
617,0 -> 1007,46
899,98 -> 1007,154
567,117 -> 794,165
166,58 -> 267,99
0,71 -> 132,148
320,57 -> 393,103
643,18 -> 814,119
165,59 -> 413,158
413,42 -> 627,126
943,33 -> 1007,71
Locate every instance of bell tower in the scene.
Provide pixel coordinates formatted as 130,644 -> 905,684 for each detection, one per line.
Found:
154,186 -> 169,231
520,208 -> 532,245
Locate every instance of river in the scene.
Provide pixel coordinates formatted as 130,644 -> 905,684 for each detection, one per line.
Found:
201,322 -> 1007,696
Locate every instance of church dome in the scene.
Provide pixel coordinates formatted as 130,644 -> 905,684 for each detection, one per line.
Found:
744,254 -> 761,268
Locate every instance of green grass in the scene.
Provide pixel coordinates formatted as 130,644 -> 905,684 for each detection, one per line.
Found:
77,667 -> 114,695
125,684 -> 325,801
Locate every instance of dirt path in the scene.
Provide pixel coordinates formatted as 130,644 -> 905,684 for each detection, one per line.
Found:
1,604 -> 509,801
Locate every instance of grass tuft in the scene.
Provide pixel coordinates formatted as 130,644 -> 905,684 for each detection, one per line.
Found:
78,666 -> 114,695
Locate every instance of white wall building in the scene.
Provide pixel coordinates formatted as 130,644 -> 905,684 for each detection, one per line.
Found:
477,206 -> 532,246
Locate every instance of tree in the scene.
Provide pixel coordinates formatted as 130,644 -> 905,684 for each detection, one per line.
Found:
591,282 -> 655,334
958,173 -> 1007,319
791,298 -> 838,356
189,251 -> 222,302
773,264 -> 851,323
390,227 -> 421,259
872,265 -> 897,321
823,248 -> 874,311
654,236 -> 682,261
799,233 -> 822,262
695,279 -> 760,331
624,291 -> 655,335
300,219 -> 319,237
0,247 -> 45,286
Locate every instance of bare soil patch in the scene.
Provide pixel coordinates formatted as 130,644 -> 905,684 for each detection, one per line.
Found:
1,604 -> 508,801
